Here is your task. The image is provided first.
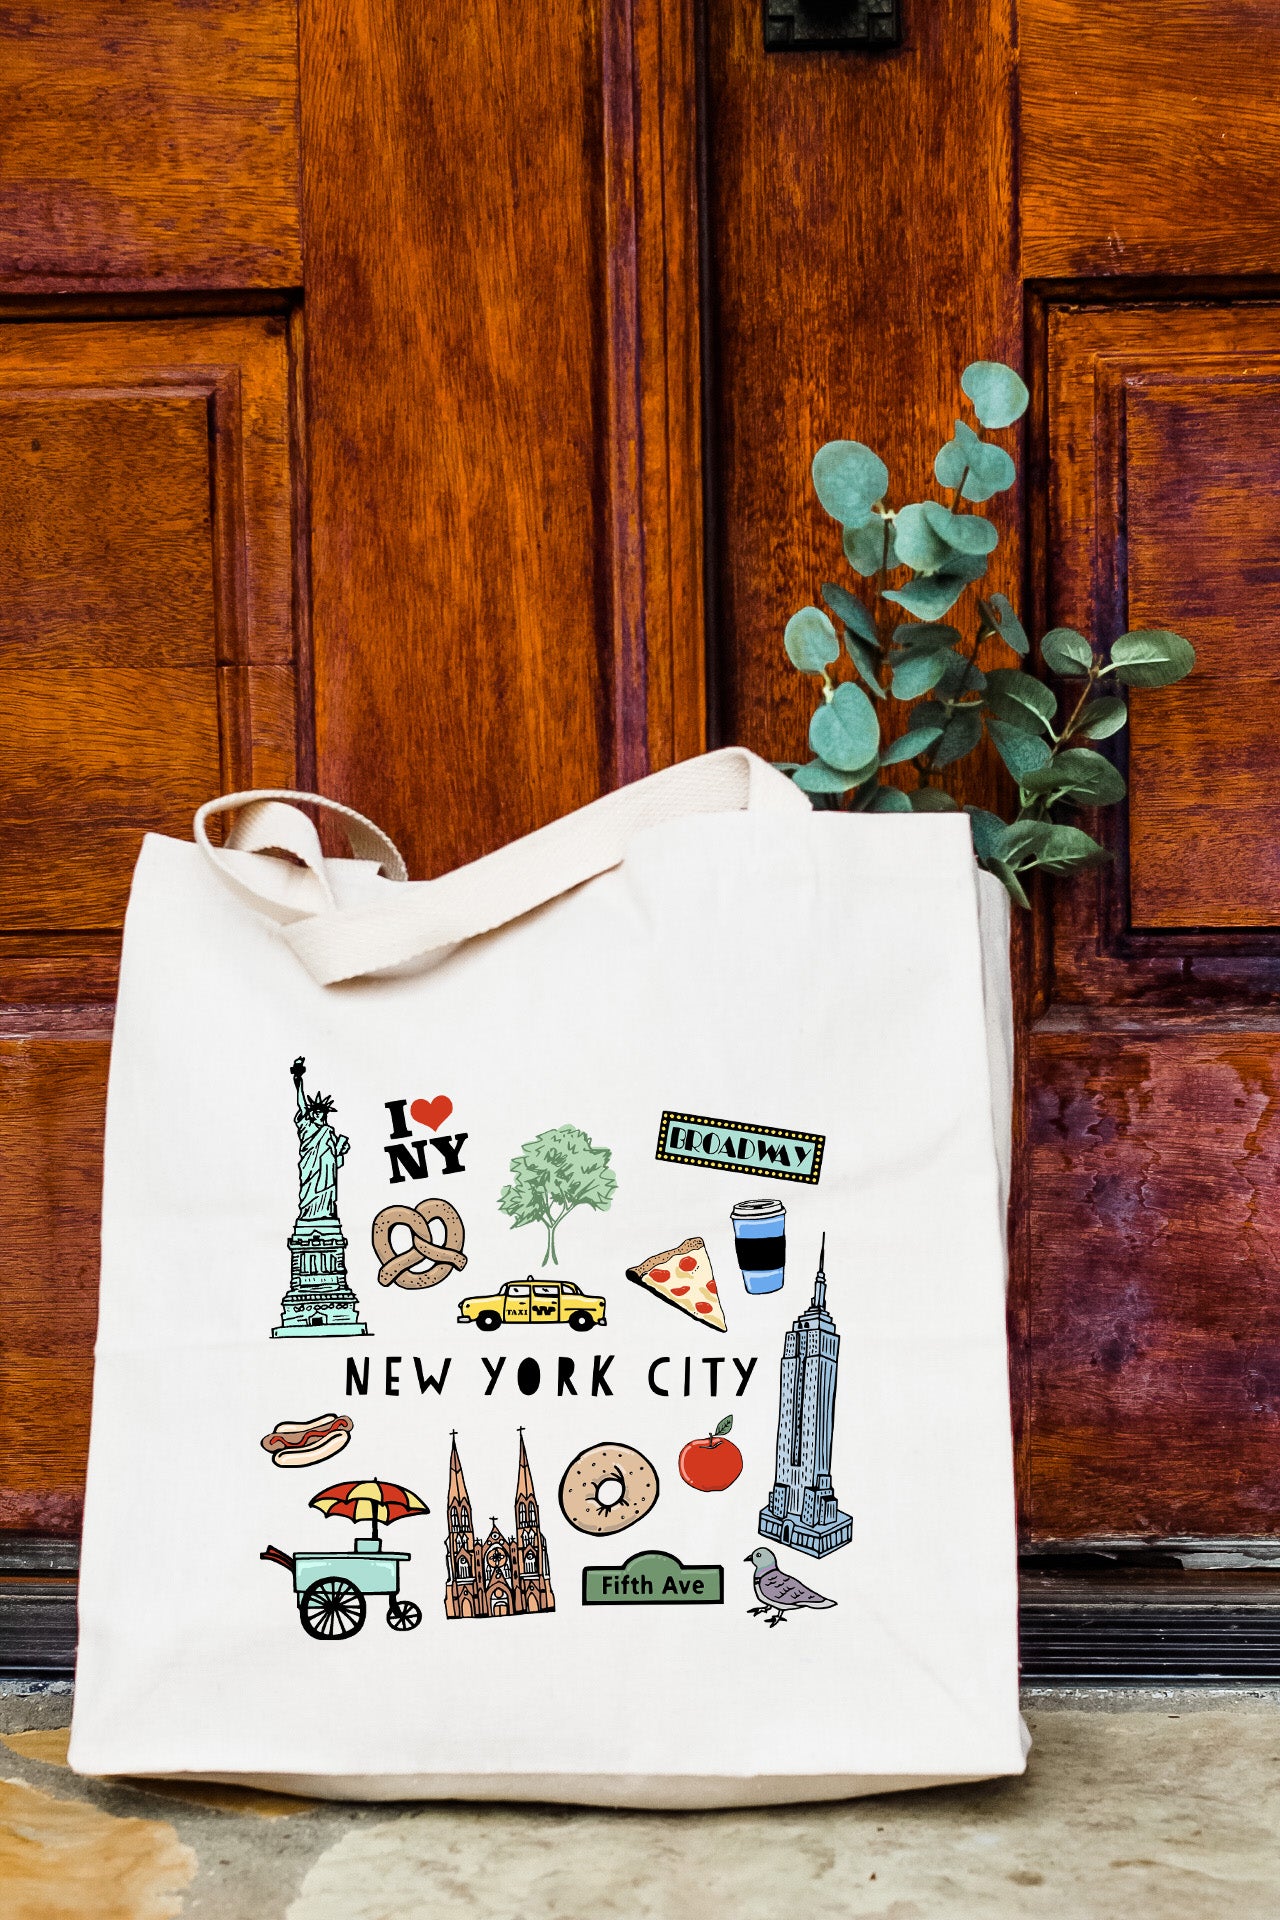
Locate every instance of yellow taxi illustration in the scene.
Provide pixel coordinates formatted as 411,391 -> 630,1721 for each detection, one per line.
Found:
457,1278 -> 607,1333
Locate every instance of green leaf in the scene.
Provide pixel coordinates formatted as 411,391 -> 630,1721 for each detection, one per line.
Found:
883,552 -> 988,620
965,806 -> 1010,861
983,592 -> 1028,655
935,419 -> 1016,502
931,704 -> 984,768
1041,626 -> 1094,677
714,1415 -> 734,1437
1021,747 -> 1126,805
961,361 -> 1029,429
909,786 -> 959,812
868,784 -> 912,813
772,761 -> 802,773
1070,696 -> 1128,741
985,667 -> 1057,731
784,606 -> 839,675
792,758 -> 865,794
845,632 -> 887,699
910,701 -> 949,732
988,717 -> 1054,779
981,856 -> 1031,910
891,648 -> 949,700
809,680 -> 881,771
880,723 -> 944,764
1108,629 -> 1196,688
811,441 -> 889,529
1001,820 -> 1109,873
821,581 -> 878,646
935,652 -> 986,699
891,622 -> 961,653
843,517 -> 897,576
920,500 -> 999,556
893,502 -> 954,574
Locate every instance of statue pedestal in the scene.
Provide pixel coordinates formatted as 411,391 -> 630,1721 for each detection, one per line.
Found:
273,1221 -> 368,1339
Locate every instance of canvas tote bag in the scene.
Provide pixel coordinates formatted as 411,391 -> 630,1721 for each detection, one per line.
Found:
70,747 -> 1025,1807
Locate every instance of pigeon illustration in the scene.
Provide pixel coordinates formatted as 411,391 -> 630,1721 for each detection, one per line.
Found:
745,1547 -> 837,1627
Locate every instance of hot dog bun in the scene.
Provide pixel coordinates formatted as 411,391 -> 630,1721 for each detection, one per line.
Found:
261,1412 -> 353,1468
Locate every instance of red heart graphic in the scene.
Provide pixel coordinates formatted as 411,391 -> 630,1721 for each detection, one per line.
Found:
410,1095 -> 453,1133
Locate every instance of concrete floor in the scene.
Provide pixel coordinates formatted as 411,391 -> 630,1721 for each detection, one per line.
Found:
3,1684 -> 1279,1919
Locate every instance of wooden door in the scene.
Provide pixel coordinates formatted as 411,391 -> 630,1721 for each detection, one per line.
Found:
3,0 -> 1278,1658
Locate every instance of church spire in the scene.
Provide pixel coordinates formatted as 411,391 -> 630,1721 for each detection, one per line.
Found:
448,1430 -> 470,1514
514,1426 -> 536,1504
812,1232 -> 827,1309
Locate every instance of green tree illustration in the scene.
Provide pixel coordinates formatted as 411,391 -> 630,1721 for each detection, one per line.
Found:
497,1126 -> 618,1267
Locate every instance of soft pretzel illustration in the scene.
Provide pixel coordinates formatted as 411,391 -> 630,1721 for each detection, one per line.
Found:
371,1199 -> 468,1289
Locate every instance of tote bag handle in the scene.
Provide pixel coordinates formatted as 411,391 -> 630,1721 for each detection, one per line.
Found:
194,748 -> 809,986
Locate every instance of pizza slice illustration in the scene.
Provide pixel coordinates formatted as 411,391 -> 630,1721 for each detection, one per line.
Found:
626,1236 -> 727,1333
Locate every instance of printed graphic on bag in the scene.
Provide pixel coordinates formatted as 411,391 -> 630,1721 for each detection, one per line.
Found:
745,1548 -> 836,1627
626,1237 -> 727,1332
583,1551 -> 724,1606
274,1058 -> 369,1340
260,1412 -> 353,1468
678,1415 -> 742,1492
372,1198 -> 468,1289
444,1430 -> 555,1618
497,1125 -> 617,1266
456,1277 -> 607,1332
558,1442 -> 660,1536
730,1197 -> 787,1294
655,1112 -> 824,1185
260,1478 -> 428,1640
383,1097 -> 468,1184
758,1236 -> 852,1558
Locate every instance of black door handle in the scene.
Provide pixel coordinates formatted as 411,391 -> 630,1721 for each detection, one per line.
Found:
763,0 -> 901,51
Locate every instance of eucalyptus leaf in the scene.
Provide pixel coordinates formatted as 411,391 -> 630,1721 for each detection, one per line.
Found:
772,761 -> 803,773
1108,629 -> 1196,687
845,632 -> 887,698
893,502 -> 955,574
1070,696 -> 1128,741
884,552 -> 988,620
891,622 -> 961,653
792,757 -> 863,794
868,784 -> 912,813
965,806 -> 1009,862
931,704 -> 984,767
910,700 -> 949,733
935,651 -> 986,699
843,517 -> 897,576
890,648 -> 950,701
809,680 -> 881,771
985,667 -> 1057,730
846,773 -> 884,812
1031,824 -> 1111,873
934,419 -> 1016,502
920,500 -> 1000,556
784,606 -> 840,675
981,856 -> 1031,910
1041,626 -> 1094,677
983,591 -> 1028,655
811,441 -> 889,529
908,786 -> 959,812
961,360 -> 1029,429
880,723 -> 944,764
988,717 -> 1053,779
821,580 -> 878,646
1021,746 -> 1126,805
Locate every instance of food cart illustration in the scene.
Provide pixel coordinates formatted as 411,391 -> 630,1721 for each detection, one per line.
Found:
262,1477 -> 428,1640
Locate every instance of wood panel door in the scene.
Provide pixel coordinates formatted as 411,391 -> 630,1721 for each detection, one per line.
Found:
3,0 -> 1279,1618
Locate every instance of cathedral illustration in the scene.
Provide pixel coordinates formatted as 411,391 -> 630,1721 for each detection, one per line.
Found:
759,1234 -> 853,1558
444,1430 -> 555,1619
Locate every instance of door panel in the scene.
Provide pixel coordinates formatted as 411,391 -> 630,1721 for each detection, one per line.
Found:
0,315 -> 299,1535
0,0 -> 302,292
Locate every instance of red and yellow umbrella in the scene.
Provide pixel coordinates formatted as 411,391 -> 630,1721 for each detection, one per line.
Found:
310,1479 -> 429,1541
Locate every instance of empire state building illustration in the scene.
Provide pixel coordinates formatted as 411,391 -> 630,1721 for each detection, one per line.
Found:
272,1057 -> 369,1339
758,1234 -> 852,1558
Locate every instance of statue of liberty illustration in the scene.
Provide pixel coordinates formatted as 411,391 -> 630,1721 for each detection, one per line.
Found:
272,1057 -> 369,1339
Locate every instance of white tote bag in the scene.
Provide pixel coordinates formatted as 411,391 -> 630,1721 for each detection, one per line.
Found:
70,748 -> 1025,1806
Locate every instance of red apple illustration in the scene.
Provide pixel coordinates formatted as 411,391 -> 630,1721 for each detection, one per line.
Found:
679,1415 -> 743,1493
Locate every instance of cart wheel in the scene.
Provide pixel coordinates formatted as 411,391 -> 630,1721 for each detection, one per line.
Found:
388,1598 -> 423,1631
299,1577 -> 366,1640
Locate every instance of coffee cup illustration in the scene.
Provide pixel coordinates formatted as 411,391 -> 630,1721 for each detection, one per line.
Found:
730,1198 -> 786,1294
